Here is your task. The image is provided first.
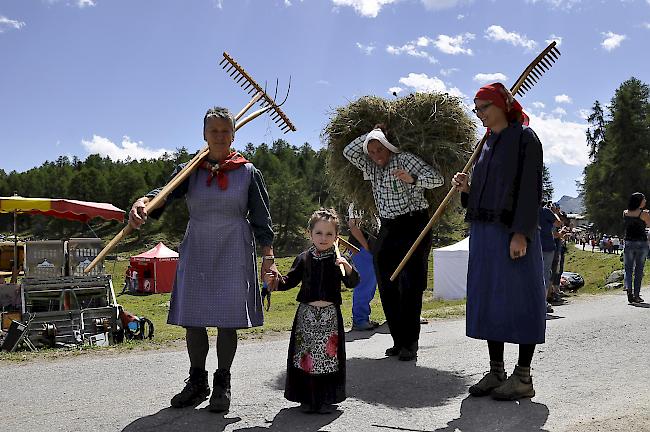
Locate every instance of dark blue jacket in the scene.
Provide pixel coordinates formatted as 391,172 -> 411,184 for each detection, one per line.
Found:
461,123 -> 543,242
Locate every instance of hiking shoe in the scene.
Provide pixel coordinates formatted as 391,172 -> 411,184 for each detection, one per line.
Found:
469,361 -> 507,397
170,367 -> 210,408
546,303 -> 554,313
385,346 -> 400,356
491,365 -> 535,400
628,292 -> 636,303
634,295 -> 644,303
208,369 -> 231,413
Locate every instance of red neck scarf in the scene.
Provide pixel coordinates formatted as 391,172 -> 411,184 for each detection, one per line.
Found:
474,82 -> 529,127
199,151 -> 250,190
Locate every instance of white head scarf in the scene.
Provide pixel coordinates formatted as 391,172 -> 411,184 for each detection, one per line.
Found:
362,128 -> 400,155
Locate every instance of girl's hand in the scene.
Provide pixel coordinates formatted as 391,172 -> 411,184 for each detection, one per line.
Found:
392,169 -> 414,184
336,257 -> 352,274
510,233 -> 528,260
452,172 -> 470,193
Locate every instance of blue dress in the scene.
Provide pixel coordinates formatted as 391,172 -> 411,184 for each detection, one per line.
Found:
463,124 -> 546,344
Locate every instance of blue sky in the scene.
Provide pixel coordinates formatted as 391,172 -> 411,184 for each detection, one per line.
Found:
1,0 -> 649,201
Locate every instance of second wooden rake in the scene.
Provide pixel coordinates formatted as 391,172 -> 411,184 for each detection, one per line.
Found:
389,41 -> 561,282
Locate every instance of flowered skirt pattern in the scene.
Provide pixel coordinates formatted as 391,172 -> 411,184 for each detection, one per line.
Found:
284,303 -> 346,405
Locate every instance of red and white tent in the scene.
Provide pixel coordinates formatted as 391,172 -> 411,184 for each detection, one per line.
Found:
127,242 -> 178,294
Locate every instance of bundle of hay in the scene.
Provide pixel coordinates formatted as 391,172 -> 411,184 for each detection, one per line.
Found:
324,92 -> 477,217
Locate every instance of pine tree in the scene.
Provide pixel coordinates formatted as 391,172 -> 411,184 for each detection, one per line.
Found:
584,77 -> 650,233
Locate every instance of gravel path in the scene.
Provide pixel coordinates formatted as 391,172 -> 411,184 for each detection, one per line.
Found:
1,291 -> 648,432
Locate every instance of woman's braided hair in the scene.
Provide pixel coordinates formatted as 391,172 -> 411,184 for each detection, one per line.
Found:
308,208 -> 340,233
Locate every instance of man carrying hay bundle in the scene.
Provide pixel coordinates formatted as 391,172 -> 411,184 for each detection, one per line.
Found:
343,124 -> 443,361
326,93 -> 475,361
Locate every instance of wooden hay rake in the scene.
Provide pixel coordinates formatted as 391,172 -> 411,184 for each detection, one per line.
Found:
84,53 -> 296,273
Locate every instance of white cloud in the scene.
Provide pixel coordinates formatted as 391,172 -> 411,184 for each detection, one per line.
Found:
316,79 -> 331,85
388,86 -> 403,95
432,33 -> 475,55
420,0 -> 469,10
473,72 -> 507,83
485,25 -> 537,50
577,109 -> 590,120
43,0 -> 97,7
644,23 -> 650,30
0,16 -> 26,33
285,0 -> 292,5
525,0 -> 582,10
532,102 -> 546,109
552,107 -> 567,116
601,31 -> 626,51
356,42 -> 376,55
81,135 -> 173,161
457,14 -> 465,19
440,67 -> 459,76
555,94 -> 572,104
528,113 -> 589,166
397,73 -> 465,98
331,0 -> 399,17
545,34 -> 563,46
386,38 -> 437,63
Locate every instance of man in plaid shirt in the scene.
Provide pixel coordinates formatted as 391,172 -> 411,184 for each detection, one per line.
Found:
344,125 -> 444,361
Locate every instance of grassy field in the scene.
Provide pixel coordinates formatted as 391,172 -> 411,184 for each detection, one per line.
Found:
108,253 -> 467,343
3,241 -> 640,361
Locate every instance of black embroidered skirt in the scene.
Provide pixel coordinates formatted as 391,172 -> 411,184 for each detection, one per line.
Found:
284,303 -> 346,405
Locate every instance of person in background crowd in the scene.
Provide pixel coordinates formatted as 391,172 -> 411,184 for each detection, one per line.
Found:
623,192 -> 650,304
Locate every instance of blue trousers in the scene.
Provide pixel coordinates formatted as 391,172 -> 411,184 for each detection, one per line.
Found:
351,248 -> 378,326
624,240 -> 648,297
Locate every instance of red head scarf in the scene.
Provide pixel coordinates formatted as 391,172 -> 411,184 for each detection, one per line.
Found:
474,82 -> 529,126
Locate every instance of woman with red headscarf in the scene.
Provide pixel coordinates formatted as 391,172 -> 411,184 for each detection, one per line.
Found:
452,83 -> 545,401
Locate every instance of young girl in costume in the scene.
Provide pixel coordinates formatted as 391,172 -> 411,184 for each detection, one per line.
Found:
271,208 -> 359,413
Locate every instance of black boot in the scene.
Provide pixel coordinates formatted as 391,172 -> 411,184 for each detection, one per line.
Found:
170,367 -> 210,408
208,369 -> 231,413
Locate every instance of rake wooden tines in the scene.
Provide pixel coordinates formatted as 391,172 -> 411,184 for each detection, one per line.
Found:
389,41 -> 561,282
84,53 -> 297,274
220,52 -> 296,134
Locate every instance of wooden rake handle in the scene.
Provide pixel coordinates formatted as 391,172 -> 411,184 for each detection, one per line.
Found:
388,42 -> 561,282
334,240 -> 346,276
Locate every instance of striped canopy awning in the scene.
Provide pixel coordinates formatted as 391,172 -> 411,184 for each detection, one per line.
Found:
0,196 -> 124,223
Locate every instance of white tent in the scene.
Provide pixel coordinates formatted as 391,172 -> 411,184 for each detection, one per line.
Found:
433,237 -> 469,300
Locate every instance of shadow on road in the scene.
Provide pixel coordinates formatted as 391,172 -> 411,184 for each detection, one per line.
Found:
630,302 -> 650,308
345,322 -> 390,342
430,396 -> 550,432
268,357 -> 467,409
545,314 -> 564,320
232,406 -> 342,431
370,395 -> 550,432
121,407 -> 241,432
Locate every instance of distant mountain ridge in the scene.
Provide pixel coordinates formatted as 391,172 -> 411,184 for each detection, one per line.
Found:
556,194 -> 584,214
